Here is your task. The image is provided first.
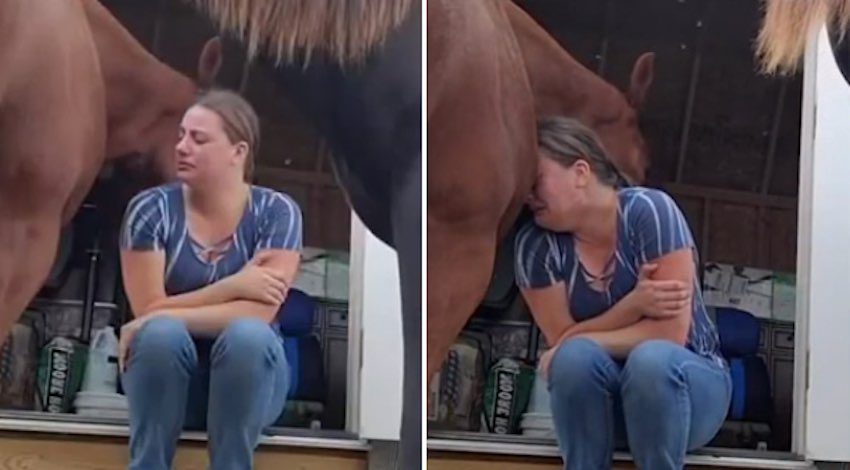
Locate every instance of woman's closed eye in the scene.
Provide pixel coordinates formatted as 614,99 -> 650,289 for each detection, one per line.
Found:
190,131 -> 209,145
178,128 -> 209,145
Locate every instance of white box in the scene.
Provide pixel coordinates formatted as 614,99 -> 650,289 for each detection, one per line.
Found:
772,272 -> 797,323
702,262 -> 774,319
291,247 -> 349,301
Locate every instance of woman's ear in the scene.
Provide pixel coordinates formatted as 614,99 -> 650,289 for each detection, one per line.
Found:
234,142 -> 249,165
572,159 -> 592,186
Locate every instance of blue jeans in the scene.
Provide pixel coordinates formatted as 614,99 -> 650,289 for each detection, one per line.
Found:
548,338 -> 731,470
121,316 -> 290,470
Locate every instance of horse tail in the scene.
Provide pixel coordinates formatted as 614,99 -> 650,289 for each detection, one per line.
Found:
757,0 -> 850,75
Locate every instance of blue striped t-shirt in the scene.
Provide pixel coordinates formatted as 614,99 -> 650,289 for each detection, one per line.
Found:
514,187 -> 725,368
120,183 -> 303,299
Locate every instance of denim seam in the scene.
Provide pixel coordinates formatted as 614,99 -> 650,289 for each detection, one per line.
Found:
671,360 -> 690,469
603,386 -> 614,470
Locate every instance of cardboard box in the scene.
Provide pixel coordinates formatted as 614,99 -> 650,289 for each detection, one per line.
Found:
701,262 -> 797,324
291,248 -> 350,301
702,263 -> 774,319
772,272 -> 796,323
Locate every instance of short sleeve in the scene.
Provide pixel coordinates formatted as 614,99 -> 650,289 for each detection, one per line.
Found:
514,221 -> 568,289
120,189 -> 166,251
625,189 -> 694,263
256,191 -> 303,251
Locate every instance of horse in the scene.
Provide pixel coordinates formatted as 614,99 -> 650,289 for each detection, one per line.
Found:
757,0 -> 850,79
0,0 -> 219,351
182,0 -> 421,466
426,0 -> 654,383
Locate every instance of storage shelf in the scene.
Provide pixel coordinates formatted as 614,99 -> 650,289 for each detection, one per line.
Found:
28,298 -> 120,311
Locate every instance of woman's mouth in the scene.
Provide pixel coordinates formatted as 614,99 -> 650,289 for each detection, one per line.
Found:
177,161 -> 195,171
529,203 -> 546,214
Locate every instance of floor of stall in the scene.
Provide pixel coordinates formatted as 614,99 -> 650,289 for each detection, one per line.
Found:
0,432 -> 367,470
0,414 -> 369,470
427,451 -> 804,470
428,432 -> 816,470
427,449 -> 816,470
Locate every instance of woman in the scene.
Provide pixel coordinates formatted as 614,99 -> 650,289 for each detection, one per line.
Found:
118,89 -> 302,470
515,117 -> 731,470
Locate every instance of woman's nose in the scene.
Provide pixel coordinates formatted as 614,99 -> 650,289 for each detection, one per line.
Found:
175,136 -> 190,155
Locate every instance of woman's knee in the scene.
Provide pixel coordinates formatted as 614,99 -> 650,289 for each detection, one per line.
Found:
548,337 -> 614,391
125,316 -> 196,376
621,340 -> 682,396
212,317 -> 281,363
133,316 -> 193,355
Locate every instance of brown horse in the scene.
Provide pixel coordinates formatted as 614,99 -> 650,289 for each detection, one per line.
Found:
426,0 -> 654,382
0,0 -> 219,346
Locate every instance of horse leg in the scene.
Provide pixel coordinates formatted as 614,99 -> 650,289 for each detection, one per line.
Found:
391,156 -> 422,469
0,211 -> 61,344
426,221 -> 499,383
0,124 -> 102,347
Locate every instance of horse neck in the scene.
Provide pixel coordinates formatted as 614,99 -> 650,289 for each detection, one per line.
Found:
507,3 -> 621,119
82,0 -> 194,159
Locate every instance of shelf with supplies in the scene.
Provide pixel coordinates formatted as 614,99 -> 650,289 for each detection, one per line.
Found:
309,299 -> 350,431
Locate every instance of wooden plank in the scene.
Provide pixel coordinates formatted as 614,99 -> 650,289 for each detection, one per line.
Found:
709,202 -> 759,267
757,205 -> 769,267
674,2 -> 713,184
766,208 -> 798,273
760,80 -> 789,195
0,432 -> 366,470
701,198 -> 712,262
664,183 -> 796,210
427,452 -> 723,470
428,452 -> 570,470
255,166 -> 338,188
665,182 -> 797,271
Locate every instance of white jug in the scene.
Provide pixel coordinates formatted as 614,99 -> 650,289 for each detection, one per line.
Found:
81,327 -> 119,393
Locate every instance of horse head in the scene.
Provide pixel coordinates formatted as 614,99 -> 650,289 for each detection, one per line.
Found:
103,37 -> 223,192
142,37 -> 223,184
504,2 -> 655,185
585,53 -> 654,185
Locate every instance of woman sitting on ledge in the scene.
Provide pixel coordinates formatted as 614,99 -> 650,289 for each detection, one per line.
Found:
515,117 -> 731,470
119,89 -> 302,470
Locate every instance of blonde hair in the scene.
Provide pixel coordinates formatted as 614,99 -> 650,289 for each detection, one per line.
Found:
187,0 -> 416,66
194,89 -> 259,181
757,0 -> 850,75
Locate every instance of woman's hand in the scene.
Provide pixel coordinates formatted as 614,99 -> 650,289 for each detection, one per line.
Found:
628,263 -> 691,319
537,327 -> 581,380
538,345 -> 558,380
223,255 -> 289,306
119,315 -> 154,373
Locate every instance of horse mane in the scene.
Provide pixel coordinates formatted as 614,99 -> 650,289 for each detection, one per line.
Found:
186,0 -> 416,66
757,0 -> 850,75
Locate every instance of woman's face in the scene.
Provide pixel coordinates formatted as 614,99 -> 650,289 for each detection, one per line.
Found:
175,105 -> 246,185
527,152 -> 590,232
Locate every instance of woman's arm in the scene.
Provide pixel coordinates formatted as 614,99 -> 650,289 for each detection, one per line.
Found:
558,293 -> 642,339
151,249 -> 300,335
251,249 -> 300,291
149,300 -> 276,336
520,282 -> 575,346
576,249 -> 694,358
525,280 -> 644,350
120,250 -> 242,317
